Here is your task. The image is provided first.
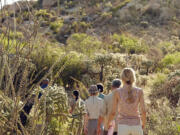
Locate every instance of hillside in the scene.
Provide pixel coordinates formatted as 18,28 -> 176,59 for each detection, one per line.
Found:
1,0 -> 180,44
0,0 -> 180,135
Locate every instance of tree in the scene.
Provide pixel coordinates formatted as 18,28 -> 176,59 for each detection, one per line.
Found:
94,53 -> 113,82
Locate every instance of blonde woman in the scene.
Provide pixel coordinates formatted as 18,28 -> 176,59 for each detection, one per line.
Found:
108,68 -> 146,135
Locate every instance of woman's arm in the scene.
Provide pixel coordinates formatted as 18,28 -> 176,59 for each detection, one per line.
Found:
108,90 -> 119,126
97,116 -> 103,135
139,90 -> 146,129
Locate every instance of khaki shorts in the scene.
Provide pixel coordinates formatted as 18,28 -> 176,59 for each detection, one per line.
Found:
87,119 -> 98,135
118,124 -> 143,135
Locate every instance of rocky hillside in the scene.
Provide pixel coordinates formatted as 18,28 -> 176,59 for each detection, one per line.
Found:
1,0 -> 180,45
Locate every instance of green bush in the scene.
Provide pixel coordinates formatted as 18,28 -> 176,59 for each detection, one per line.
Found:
161,52 -> 180,67
72,21 -> 91,33
66,33 -> 102,56
146,98 -> 180,135
111,34 -> 148,54
158,41 -> 176,54
50,19 -> 64,33
151,73 -> 167,90
0,33 -> 26,53
35,9 -> 52,18
58,52 -> 88,87
111,0 -> 132,13
35,9 -> 54,21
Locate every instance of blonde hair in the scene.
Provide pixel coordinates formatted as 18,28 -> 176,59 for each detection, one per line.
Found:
121,68 -> 136,104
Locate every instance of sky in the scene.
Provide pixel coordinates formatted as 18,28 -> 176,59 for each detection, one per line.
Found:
0,0 -> 35,7
1,0 -> 17,5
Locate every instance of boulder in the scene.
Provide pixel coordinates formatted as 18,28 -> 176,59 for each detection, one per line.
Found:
173,0 -> 180,9
142,2 -> 161,17
42,0 -> 56,8
160,7 -> 174,21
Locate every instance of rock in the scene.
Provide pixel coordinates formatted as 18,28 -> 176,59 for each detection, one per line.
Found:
160,7 -> 174,21
173,0 -> 180,9
82,16 -> 94,22
142,2 -> 161,18
42,0 -> 56,8
63,16 -> 75,24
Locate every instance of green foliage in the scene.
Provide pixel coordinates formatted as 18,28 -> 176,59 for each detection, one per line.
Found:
94,53 -> 113,66
72,21 -> 91,33
111,0 -> 132,13
59,52 -> 87,87
35,9 -> 52,18
31,41 -> 64,70
158,41 -> 176,54
35,9 -> 54,21
151,73 -> 167,89
50,19 -> 64,33
161,52 -> 180,67
101,11 -> 112,18
168,70 -> 180,80
66,33 -> 102,56
146,98 -> 180,135
111,34 -> 148,54
0,33 -> 26,53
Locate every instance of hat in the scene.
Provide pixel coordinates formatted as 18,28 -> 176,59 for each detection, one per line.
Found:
88,85 -> 98,94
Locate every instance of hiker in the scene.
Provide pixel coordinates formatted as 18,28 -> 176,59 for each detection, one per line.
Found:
97,79 -> 121,135
97,83 -> 105,99
69,90 -> 86,135
108,68 -> 146,135
19,79 -> 49,127
84,85 -> 104,135
69,90 -> 85,114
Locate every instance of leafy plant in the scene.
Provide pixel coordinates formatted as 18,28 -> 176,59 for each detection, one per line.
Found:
111,34 -> 148,54
161,52 -> 180,67
66,33 -> 102,56
50,19 -> 64,33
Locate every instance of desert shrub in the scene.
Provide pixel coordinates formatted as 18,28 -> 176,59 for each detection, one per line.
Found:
72,21 -> 91,33
158,41 -> 176,55
8,31 -> 24,39
35,9 -> 53,21
101,11 -> 112,19
50,19 -> 64,33
151,73 -> 167,90
35,9 -> 52,18
0,33 -> 26,53
110,34 -> 148,54
161,52 -> 180,67
58,52 -> 88,87
146,98 -> 180,135
150,71 -> 180,106
111,0 -> 132,13
66,33 -> 102,56
94,53 -> 113,81
31,41 -> 64,70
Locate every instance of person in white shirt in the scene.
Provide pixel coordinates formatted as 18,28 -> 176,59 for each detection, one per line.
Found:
84,85 -> 104,135
97,79 -> 121,135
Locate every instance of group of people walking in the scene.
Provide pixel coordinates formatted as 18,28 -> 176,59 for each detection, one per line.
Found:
70,68 -> 146,135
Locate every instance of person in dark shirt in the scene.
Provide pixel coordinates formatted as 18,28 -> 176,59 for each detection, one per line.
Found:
19,79 -> 49,127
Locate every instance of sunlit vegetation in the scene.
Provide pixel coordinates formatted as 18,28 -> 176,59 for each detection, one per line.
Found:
0,0 -> 180,134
